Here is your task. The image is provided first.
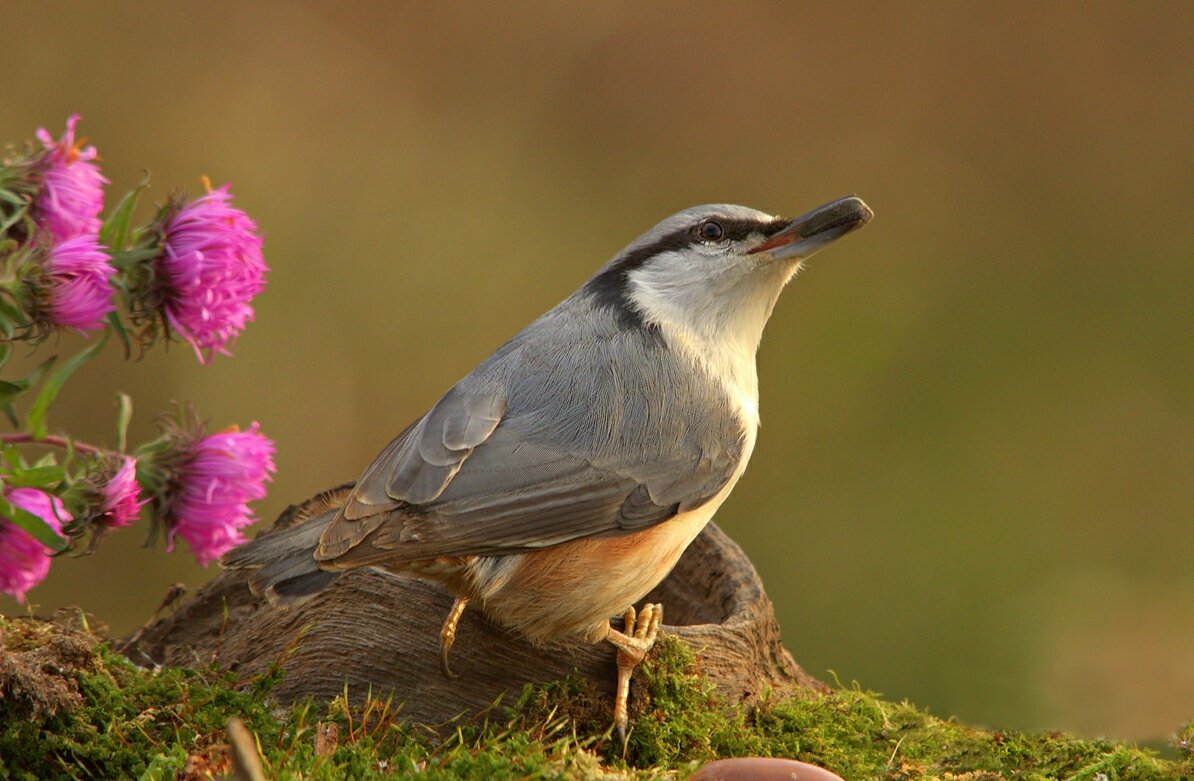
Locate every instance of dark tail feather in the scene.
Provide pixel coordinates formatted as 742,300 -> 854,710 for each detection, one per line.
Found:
268,569 -> 340,600
221,484 -> 354,605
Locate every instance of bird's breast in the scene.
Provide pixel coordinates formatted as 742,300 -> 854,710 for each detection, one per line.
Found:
655,321 -> 761,433
467,424 -> 756,645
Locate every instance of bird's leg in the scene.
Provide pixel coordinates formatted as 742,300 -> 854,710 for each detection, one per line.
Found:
604,602 -> 663,744
439,595 -> 469,679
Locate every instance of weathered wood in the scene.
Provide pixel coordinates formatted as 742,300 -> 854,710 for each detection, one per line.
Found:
128,489 -> 825,723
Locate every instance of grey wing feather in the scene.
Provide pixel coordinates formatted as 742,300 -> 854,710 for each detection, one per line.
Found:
328,417 -> 737,565
383,387 -> 506,504
316,387 -> 505,560
317,307 -> 743,566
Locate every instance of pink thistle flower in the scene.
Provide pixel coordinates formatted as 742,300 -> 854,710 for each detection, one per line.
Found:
158,185 -> 267,364
44,234 -> 116,330
34,115 -> 108,242
166,422 -> 275,566
98,457 -> 146,528
0,488 -> 69,603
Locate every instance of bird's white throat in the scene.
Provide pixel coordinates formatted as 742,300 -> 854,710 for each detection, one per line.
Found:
626,254 -> 803,432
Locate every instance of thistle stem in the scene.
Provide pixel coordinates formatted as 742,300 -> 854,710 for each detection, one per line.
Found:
1,432 -> 107,456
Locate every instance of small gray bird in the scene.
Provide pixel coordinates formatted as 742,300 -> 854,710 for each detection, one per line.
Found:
224,195 -> 872,739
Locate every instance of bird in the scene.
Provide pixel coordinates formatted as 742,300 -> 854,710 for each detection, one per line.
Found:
223,195 -> 873,740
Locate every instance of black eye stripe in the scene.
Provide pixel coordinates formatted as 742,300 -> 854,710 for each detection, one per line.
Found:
691,217 -> 788,243
720,217 -> 789,242
584,214 -> 791,330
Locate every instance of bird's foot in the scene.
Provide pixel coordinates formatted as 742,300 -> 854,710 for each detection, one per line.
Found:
439,596 -> 469,679
605,602 -> 663,745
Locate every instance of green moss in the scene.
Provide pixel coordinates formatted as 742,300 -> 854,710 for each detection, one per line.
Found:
620,636 -> 1188,780
0,615 -> 281,780
1,616 -> 1189,781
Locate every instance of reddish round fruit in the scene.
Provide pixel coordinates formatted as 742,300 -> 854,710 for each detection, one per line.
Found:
691,757 -> 846,781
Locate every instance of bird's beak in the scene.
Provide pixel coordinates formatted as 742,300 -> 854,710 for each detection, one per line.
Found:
748,195 -> 873,259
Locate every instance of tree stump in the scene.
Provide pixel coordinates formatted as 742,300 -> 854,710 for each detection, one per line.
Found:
128,486 -> 825,723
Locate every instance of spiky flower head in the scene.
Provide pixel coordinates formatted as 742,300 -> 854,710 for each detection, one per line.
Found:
34,115 -> 107,242
39,234 -> 116,331
157,185 -> 266,364
97,456 -> 145,528
0,488 -> 69,603
153,420 -> 276,566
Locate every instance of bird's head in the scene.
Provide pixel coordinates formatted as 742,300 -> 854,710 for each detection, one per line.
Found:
584,196 -> 873,353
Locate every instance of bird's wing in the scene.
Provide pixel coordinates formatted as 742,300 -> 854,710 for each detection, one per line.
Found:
316,386 -> 506,560
316,386 -> 740,566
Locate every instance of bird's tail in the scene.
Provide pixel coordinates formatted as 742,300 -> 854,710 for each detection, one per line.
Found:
221,483 -> 354,604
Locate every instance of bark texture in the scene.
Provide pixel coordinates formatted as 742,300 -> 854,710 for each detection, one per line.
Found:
128,487 -> 825,723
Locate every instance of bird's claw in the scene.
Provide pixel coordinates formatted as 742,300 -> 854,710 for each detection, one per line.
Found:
439,596 -> 468,679
608,602 -> 663,744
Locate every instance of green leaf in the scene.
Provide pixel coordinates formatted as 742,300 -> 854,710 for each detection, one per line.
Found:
0,353 -> 53,412
99,176 -> 149,252
0,497 -> 68,551
0,379 -> 29,408
0,297 -> 23,322
0,295 -> 25,339
116,392 -> 133,452
0,342 -> 11,370
0,192 -> 30,233
5,464 -> 66,488
26,334 -> 108,439
106,311 -> 132,358
1,444 -> 24,468
133,434 -> 173,458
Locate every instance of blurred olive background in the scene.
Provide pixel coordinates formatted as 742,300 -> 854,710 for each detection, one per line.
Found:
3,1 -> 1192,743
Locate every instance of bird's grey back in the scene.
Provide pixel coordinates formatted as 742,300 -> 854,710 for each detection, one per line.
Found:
450,204 -> 772,472
314,208 -> 761,564
460,292 -> 741,473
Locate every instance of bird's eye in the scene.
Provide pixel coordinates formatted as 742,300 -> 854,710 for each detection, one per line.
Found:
696,220 -> 724,242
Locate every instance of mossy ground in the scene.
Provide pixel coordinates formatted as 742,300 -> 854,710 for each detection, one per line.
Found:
1,614 -> 1190,780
